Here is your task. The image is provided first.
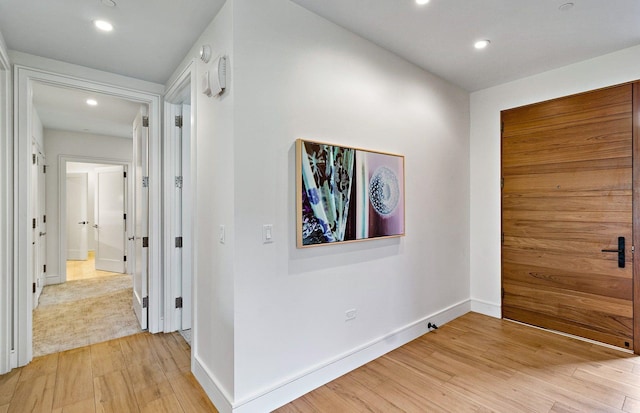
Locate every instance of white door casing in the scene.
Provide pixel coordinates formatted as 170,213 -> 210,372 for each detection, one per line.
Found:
180,104 -> 192,331
0,36 -> 12,375
35,149 -> 46,305
66,173 -> 88,261
95,165 -> 125,273
132,108 -> 149,330
14,65 -> 162,368
163,61 -> 195,335
30,144 -> 38,308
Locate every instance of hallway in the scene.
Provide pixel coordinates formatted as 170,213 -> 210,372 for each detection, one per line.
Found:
33,254 -> 140,356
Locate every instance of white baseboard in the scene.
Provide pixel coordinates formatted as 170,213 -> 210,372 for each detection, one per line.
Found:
470,298 -> 501,318
45,274 -> 61,285
194,299 -> 471,413
193,354 -> 234,413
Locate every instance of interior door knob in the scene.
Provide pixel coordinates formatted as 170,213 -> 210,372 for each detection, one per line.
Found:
78,221 -> 88,225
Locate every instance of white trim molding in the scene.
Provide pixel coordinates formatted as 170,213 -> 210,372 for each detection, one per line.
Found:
13,65 -> 163,368
56,155 -> 132,284
0,30 -> 13,375
194,301 -> 472,413
162,60 -> 196,334
471,298 -> 501,318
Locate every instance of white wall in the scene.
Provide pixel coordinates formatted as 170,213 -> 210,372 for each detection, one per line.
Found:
0,29 -> 13,375
229,0 -> 469,410
43,129 -> 132,283
167,0 -> 237,405
172,0 -> 471,411
469,44 -> 640,316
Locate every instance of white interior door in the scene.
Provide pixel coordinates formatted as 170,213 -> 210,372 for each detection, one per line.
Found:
133,109 -> 148,330
95,165 -> 125,273
180,104 -> 192,330
31,145 -> 46,307
66,173 -> 88,261
37,151 -> 46,297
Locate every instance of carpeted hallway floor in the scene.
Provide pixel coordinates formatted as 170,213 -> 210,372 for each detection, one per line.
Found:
33,274 -> 142,357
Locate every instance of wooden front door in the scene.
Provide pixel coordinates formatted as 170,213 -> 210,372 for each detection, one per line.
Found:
501,84 -> 634,350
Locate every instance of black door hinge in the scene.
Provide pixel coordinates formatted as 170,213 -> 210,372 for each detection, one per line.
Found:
43,264 -> 46,273
175,236 -> 183,248
123,171 -> 127,178
32,218 -> 36,229
142,296 -> 148,308
142,116 -> 149,127
43,165 -> 47,173
123,213 -> 127,220
43,215 -> 46,223
32,154 -> 36,164
142,237 -> 149,248
33,283 -> 36,293
175,115 -> 183,128
124,256 -> 127,262
175,297 -> 183,309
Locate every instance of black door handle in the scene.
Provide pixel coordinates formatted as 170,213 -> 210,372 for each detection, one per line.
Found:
602,236 -> 625,268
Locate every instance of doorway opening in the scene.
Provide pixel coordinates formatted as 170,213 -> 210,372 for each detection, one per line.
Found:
11,64 -> 162,367
65,162 -> 128,280
164,62 -> 195,346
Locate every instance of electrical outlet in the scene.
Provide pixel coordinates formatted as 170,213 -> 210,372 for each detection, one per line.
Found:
345,309 -> 357,321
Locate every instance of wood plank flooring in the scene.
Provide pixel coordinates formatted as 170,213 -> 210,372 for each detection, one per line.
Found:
67,252 -> 121,281
5,312 -> 640,412
0,332 -> 217,413
277,312 -> 640,412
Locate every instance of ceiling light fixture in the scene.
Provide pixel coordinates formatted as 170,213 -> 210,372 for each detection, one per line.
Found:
86,99 -> 98,106
559,2 -> 574,11
474,39 -> 491,49
94,20 -> 113,32
416,0 -> 430,4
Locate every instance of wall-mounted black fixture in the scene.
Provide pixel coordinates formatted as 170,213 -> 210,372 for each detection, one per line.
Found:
602,236 -> 625,268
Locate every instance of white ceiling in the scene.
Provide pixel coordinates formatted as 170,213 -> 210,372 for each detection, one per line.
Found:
2,0 -> 640,137
32,82 -> 141,138
291,0 -> 640,91
0,0 -> 226,84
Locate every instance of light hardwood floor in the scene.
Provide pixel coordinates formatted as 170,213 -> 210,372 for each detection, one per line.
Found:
0,332 -> 217,413
66,252 -> 121,281
5,312 -> 640,412
277,312 -> 640,412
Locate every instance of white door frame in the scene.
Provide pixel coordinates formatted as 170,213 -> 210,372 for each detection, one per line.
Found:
163,61 -> 196,334
13,65 -> 162,367
58,156 -> 132,282
0,38 -> 13,375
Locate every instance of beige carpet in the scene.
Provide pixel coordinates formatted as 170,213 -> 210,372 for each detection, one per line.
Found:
33,274 -> 142,357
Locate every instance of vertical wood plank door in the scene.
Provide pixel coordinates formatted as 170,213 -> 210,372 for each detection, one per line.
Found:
501,84 -> 634,350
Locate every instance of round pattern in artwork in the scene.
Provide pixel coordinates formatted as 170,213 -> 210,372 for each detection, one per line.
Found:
369,166 -> 399,215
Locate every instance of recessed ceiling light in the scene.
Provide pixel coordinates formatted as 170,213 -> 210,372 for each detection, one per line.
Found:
94,20 -> 113,32
416,0 -> 429,4
559,2 -> 574,11
86,99 -> 98,106
474,39 -> 491,49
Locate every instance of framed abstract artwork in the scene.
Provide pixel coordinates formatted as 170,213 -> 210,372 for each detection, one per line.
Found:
296,139 -> 405,248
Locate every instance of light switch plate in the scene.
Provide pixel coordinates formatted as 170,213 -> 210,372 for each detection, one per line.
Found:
263,224 -> 273,243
